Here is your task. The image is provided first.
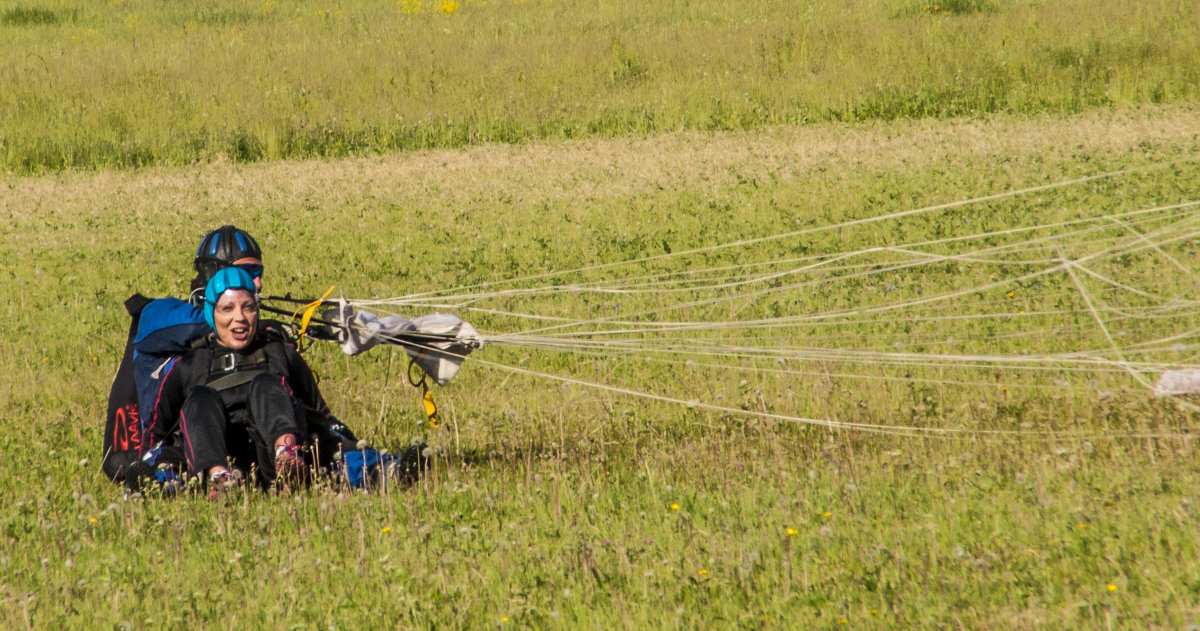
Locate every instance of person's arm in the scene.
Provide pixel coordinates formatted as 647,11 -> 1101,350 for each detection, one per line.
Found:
279,344 -> 361,455
282,345 -> 335,418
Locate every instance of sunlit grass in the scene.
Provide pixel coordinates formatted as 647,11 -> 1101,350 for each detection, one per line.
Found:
3,108 -> 1200,627
1,0 -> 1198,172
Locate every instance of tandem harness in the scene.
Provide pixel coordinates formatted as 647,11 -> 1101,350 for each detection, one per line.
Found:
187,340 -> 294,429
202,345 -> 278,394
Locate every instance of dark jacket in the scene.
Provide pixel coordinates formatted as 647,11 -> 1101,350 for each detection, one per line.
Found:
144,330 -> 358,471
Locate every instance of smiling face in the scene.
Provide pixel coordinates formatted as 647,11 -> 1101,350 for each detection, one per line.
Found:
212,288 -> 259,350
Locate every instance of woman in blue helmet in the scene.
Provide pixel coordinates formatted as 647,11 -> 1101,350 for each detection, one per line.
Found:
144,267 -> 318,492
107,226 -> 422,494
105,226 -> 362,490
103,226 -> 272,483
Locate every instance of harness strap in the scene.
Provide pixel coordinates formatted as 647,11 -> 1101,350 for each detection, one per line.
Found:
206,370 -> 264,393
203,347 -> 272,393
208,347 -> 269,373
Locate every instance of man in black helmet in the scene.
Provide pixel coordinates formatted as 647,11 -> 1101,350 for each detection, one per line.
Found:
191,224 -> 266,297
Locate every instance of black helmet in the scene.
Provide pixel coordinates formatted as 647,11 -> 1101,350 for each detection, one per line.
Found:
193,225 -> 262,281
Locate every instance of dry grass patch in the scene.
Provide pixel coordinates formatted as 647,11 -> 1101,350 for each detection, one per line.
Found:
7,106 -> 1200,225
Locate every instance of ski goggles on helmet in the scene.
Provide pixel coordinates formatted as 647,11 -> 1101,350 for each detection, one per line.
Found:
235,262 -> 264,278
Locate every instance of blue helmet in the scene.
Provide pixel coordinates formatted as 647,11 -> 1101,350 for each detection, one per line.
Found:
203,266 -> 258,330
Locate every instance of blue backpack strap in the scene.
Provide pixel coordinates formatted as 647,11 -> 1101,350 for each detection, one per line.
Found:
135,298 -> 209,351
132,298 -> 210,446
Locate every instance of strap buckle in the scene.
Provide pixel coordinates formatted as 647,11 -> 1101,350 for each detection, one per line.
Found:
221,353 -> 237,372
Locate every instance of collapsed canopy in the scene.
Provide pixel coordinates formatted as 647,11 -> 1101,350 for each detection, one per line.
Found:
326,301 -> 483,386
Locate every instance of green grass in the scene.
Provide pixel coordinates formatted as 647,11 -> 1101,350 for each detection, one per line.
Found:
3,108 -> 1200,627
1,0 -> 1199,172
0,6 -> 70,26
4,0 -> 1200,627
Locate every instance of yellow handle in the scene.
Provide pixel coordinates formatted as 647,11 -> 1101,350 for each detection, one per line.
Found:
294,286 -> 336,339
422,384 -> 440,429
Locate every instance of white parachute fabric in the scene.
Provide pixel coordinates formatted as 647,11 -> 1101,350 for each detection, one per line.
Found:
1153,369 -> 1200,397
336,305 -> 415,355
331,301 -> 482,385
405,313 -> 484,385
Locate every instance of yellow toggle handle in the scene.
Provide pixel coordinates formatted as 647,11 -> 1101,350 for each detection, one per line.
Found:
294,286 -> 336,339
422,384 -> 440,429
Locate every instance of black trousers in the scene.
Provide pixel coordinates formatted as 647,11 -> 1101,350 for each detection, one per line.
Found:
178,373 -> 306,480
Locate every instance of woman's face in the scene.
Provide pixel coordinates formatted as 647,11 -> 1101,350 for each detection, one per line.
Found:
213,289 -> 259,350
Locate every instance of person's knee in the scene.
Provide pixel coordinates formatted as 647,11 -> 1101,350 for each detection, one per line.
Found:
247,372 -> 304,435
248,372 -> 287,396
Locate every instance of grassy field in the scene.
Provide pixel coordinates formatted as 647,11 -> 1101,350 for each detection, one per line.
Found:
5,0 -> 1200,628
3,107 -> 1200,628
2,0 -> 1199,172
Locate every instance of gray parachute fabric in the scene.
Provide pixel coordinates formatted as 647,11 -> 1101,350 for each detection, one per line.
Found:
1153,369 -> 1200,397
329,300 -> 483,385
402,313 -> 483,385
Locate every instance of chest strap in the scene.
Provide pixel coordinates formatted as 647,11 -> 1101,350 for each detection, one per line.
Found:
205,347 -> 271,392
